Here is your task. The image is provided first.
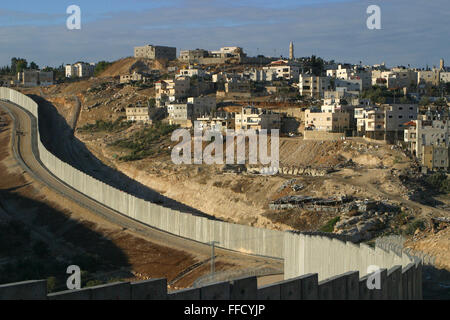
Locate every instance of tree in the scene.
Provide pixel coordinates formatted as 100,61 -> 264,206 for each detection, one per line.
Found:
29,61 -> 39,70
148,98 -> 156,108
399,96 -> 409,104
11,57 -> 28,74
434,98 -> 447,107
419,96 -> 430,106
94,61 -> 112,76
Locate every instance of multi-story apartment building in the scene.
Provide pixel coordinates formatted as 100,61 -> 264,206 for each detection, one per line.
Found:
299,74 -> 331,98
177,66 -> 208,79
371,69 -> 418,89
155,77 -> 190,106
335,78 -> 362,92
263,60 -> 300,81
134,45 -> 177,60
390,67 -> 418,88
65,62 -> 95,78
417,69 -> 440,86
422,146 -> 449,171
360,104 -> 418,142
179,49 -> 209,63
179,47 -> 245,64
167,103 -> 193,127
326,65 -> 372,90
125,106 -> 151,122
404,119 -> 450,161
195,113 -> 235,132
304,109 -> 350,132
187,96 -> 216,116
235,107 -> 281,131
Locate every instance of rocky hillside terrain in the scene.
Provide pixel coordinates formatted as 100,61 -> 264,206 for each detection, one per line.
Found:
17,63 -> 450,272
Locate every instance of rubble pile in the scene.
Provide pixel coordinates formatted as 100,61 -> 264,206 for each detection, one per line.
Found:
431,217 -> 450,233
278,166 -> 333,177
276,179 -> 303,193
334,200 -> 400,242
269,195 -> 352,210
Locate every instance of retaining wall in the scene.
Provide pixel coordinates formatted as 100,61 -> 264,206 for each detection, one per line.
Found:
0,88 -> 421,299
303,131 -> 346,141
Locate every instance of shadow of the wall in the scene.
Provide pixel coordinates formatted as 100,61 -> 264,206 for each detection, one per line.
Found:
423,265 -> 450,300
31,94 -> 216,219
0,189 -> 132,291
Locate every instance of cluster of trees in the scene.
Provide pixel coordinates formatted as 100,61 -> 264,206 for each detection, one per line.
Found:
361,86 -> 413,104
94,61 -> 112,76
301,55 -> 325,76
0,58 -> 40,75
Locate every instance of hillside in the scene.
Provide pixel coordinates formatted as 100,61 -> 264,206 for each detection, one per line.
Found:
98,57 -> 181,78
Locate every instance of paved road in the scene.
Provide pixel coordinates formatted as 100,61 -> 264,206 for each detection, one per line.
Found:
0,100 -> 283,277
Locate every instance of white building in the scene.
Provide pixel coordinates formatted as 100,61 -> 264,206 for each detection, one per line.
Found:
155,77 -> 190,106
327,65 -> 372,90
299,74 -> 332,98
335,78 -> 362,92
263,61 -> 300,81
440,72 -> 450,83
246,69 -> 277,82
404,119 -> 450,160
65,62 -> 95,78
177,66 -> 208,79
125,106 -> 150,122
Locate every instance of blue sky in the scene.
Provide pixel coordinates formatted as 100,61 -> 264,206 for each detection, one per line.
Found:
0,0 -> 448,68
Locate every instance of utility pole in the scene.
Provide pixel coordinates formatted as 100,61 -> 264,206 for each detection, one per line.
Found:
209,241 -> 219,276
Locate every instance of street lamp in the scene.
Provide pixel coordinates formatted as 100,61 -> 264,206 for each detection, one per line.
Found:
208,241 -> 220,276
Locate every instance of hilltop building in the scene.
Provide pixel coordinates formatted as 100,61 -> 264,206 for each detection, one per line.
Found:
134,45 -> 177,61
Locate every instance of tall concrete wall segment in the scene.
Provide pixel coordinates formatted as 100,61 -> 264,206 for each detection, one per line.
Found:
0,88 -> 421,299
1,270 -> 422,300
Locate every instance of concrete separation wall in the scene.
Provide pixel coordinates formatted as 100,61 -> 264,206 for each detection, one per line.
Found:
1,270 -> 422,300
0,88 -> 421,299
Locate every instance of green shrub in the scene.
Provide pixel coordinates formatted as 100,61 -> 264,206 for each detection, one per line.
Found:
78,116 -> 131,133
425,173 -> 450,194
319,216 -> 340,233
111,121 -> 179,161
404,219 -> 426,235
85,280 -> 103,288
47,276 -> 57,293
